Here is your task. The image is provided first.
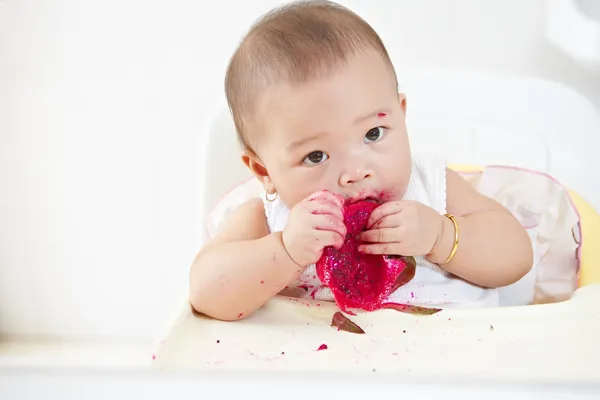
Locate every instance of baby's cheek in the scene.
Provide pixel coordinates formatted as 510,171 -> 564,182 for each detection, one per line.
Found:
388,158 -> 411,193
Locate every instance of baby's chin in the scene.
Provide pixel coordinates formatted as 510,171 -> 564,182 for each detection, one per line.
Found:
381,183 -> 410,203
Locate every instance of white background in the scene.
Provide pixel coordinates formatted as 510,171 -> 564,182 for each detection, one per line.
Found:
1,0 -> 599,342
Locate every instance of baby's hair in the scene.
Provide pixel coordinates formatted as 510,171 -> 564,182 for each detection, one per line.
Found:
225,0 -> 397,151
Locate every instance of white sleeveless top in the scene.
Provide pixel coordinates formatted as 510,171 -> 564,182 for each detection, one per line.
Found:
263,154 -> 499,309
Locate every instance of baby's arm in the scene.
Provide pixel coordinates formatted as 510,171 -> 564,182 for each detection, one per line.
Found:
189,198 -> 303,321
426,169 -> 533,288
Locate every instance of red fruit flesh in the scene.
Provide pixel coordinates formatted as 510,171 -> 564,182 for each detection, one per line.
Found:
316,200 -> 412,313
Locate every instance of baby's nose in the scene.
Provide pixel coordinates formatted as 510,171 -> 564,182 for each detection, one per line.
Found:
340,168 -> 372,186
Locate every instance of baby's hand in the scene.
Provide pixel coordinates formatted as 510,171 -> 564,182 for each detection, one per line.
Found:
359,200 -> 443,258
282,191 -> 347,267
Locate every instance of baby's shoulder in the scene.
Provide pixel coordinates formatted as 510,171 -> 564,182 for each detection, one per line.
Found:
224,197 -> 267,229
208,197 -> 270,245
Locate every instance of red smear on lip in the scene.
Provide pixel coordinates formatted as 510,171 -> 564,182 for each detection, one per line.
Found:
317,344 -> 328,351
316,200 -> 413,313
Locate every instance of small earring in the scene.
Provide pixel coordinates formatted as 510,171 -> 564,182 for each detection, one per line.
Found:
265,190 -> 278,202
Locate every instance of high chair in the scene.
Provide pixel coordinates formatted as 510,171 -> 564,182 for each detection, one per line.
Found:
152,68 -> 600,384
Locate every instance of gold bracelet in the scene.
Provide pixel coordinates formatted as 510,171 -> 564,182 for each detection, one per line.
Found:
439,213 -> 459,265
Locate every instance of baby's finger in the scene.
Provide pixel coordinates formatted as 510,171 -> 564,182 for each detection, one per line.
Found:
316,229 -> 345,250
369,214 -> 401,230
309,201 -> 344,221
359,227 -> 398,243
367,201 -> 404,228
358,242 -> 403,256
307,190 -> 344,209
313,214 -> 347,238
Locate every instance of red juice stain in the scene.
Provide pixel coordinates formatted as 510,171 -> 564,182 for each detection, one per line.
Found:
281,351 -> 285,355
317,344 -> 328,351
410,292 -> 415,298
315,200 -> 413,312
152,354 -> 156,360
377,112 -> 387,118
375,189 -> 394,204
237,313 -> 244,318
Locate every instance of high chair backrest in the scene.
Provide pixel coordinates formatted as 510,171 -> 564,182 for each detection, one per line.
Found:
199,105 -> 253,215
198,68 -> 600,222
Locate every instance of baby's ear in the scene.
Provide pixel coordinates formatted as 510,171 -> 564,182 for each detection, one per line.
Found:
241,150 -> 274,191
398,92 -> 407,115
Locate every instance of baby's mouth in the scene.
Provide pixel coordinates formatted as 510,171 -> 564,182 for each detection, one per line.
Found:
347,196 -> 379,205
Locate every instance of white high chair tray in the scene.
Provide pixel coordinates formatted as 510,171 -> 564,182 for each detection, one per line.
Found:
154,286 -> 600,383
153,69 -> 600,384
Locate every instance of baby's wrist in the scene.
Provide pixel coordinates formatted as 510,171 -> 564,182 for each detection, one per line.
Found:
426,214 -> 456,265
273,231 -> 305,273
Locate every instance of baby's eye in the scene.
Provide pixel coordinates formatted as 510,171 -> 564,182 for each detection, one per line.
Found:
364,127 -> 386,143
303,151 -> 329,165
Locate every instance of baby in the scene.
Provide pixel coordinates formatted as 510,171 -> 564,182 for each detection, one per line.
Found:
189,0 -> 533,320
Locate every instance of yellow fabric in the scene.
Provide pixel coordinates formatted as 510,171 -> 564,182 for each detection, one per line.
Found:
448,164 -> 483,173
568,190 -> 600,286
447,163 -> 600,288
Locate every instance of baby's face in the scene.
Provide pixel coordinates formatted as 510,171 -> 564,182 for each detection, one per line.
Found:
251,50 -> 412,208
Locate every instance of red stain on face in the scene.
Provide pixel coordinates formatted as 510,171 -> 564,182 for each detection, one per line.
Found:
317,344 -> 328,351
377,112 -> 387,118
